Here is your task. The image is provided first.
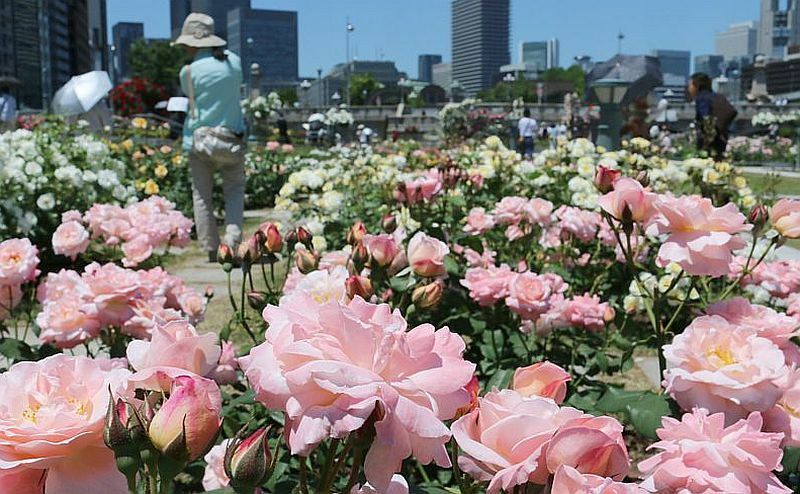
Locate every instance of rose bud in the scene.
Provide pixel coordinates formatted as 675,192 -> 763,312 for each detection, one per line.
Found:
224,428 -> 272,491
296,226 -> 313,248
380,288 -> 394,303
204,285 -> 215,300
748,203 -> 769,235
345,275 -> 374,300
381,214 -> 397,233
295,249 -> 319,274
346,221 -> 367,245
512,361 -> 571,404
148,375 -> 222,461
237,242 -> 253,266
365,234 -> 399,267
411,279 -> 444,308
635,170 -> 650,188
247,291 -> 267,311
284,229 -> 298,248
351,241 -> 369,270
407,232 -> 449,278
262,223 -> 283,253
593,166 -> 621,193
217,244 -> 234,265
104,393 -> 141,482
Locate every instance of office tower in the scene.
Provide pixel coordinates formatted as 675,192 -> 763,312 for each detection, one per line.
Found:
170,0 -> 249,40
87,0 -> 108,71
227,6 -> 298,90
418,54 -> 443,83
112,22 -> 144,82
170,0 -> 192,38
432,62 -> 452,90
758,0 -> 800,59
695,54 -> 724,78
715,21 -> 757,60
452,0 -> 510,95
519,38 -> 559,72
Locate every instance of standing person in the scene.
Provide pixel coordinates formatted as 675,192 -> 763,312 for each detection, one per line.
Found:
517,108 -> 538,158
174,13 -> 246,262
277,112 -> 291,144
688,72 -> 737,158
0,86 -> 17,131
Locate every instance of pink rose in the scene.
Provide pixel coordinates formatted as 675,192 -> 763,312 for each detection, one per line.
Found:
364,233 -> 400,267
771,198 -> 800,238
351,475 -> 409,494
648,194 -> 750,277
209,340 -> 240,385
126,319 -> 221,377
505,272 -> 568,320
663,315 -> 790,422
594,166 -> 622,193
460,264 -> 517,307
36,294 -> 102,349
451,389 -> 586,492
266,140 -> 280,151
638,409 -> 791,493
512,361 -> 571,404
0,238 -> 39,285
0,355 -> 131,493
524,198 -> 554,226
463,207 -> 496,235
121,234 -> 154,267
52,220 -> 90,261
202,439 -> 232,490
551,465 -> 646,494
241,295 -> 475,491
493,196 -> 529,225
555,206 -> 602,243
407,232 -> 449,278
706,297 -> 800,359
766,370 -> 800,447
540,294 -> 615,333
546,415 -> 629,480
462,246 -> 496,268
281,143 -> 294,153
597,177 -> 656,223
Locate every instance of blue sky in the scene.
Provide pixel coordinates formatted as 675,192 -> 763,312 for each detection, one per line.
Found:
108,1 -> 759,78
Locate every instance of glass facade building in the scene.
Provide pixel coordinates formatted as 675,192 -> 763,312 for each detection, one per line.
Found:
418,54 -> 443,83
452,0 -> 510,96
112,22 -> 144,82
227,7 -> 298,90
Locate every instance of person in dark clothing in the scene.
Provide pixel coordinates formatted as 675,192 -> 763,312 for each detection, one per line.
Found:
688,72 -> 736,158
277,112 -> 291,144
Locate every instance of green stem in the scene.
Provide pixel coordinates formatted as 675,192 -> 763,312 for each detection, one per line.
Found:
298,456 -> 309,494
317,438 -> 341,493
239,270 -> 257,343
344,447 -> 366,492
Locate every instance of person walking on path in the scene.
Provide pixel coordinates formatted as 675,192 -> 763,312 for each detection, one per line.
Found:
688,72 -> 737,159
175,13 -> 246,262
0,86 -> 17,131
518,108 -> 538,158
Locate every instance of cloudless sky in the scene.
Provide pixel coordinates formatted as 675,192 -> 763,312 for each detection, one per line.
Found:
108,1 -> 759,77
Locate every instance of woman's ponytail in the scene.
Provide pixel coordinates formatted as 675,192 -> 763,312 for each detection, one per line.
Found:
213,47 -> 228,61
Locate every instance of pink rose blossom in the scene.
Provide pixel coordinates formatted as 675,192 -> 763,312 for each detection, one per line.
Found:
52,221 -> 90,261
555,206 -> 602,243
706,297 -> 800,359
202,439 -> 232,490
463,207 -> 496,235
241,295 -> 475,491
364,234 -> 400,267
407,232 -> 449,278
266,140 -> 280,151
512,361 -> 571,404
121,234 -> 154,268
460,264 -> 517,307
462,245 -> 496,268
351,475 -> 409,494
638,409 -> 791,493
539,294 -> 615,332
36,294 -> 102,348
0,355 -> 131,493
0,238 -> 39,285
126,319 -> 221,377
551,465 -> 646,494
766,370 -> 800,447
505,272 -> 568,320
733,258 -> 800,298
281,143 -> 294,153
597,177 -> 656,223
648,195 -> 750,277
493,196 -> 528,225
209,341 -> 240,385
663,315 -> 790,422
546,415 -> 629,480
771,198 -> 800,238
524,198 -> 554,226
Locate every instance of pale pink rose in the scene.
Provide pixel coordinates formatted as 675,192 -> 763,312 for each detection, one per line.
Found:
648,194 -> 750,277
121,297 -> 183,340
462,246 -> 496,268
512,361 -> 571,404
463,207 -> 496,235
209,341 -> 240,385
177,288 -> 207,324
126,319 -> 221,377
766,370 -> 800,447
319,248 -> 352,269
551,465 -> 646,494
493,196 -> 529,225
505,272 -> 568,320
282,265 -> 349,304
396,170 -> 443,204
202,438 -> 232,490
0,284 -> 22,321
52,221 -> 90,261
364,234 -> 400,267
460,264 -> 517,307
266,140 -> 280,151
0,467 -> 47,493
771,198 -> 800,238
281,143 -> 294,153
36,269 -> 91,302
36,294 -> 102,349
555,206 -> 602,243
706,297 -> 800,357
540,294 -> 615,333
121,234 -> 153,267
83,262 -> 143,326
524,198 -> 554,226
407,232 -> 449,278
663,315 -> 790,422
0,354 -> 131,493
505,224 -> 526,241
546,415 -> 629,480
61,209 -> 83,223
241,295 -> 475,491
451,389 -> 586,493
0,238 -> 39,285
351,475 -> 409,494
597,177 -> 656,223
638,409 -> 791,494
733,258 -> 800,298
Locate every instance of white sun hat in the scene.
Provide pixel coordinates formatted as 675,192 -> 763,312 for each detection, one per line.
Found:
172,13 -> 226,48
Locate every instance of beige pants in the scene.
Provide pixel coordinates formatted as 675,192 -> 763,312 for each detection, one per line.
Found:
189,147 -> 245,253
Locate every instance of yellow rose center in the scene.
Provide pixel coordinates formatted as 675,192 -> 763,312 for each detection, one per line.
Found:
707,347 -> 737,366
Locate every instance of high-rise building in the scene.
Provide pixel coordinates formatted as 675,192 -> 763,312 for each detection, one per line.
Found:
2,0 -> 43,109
519,38 -> 559,73
695,54 -> 725,78
87,0 -> 109,71
715,21 -> 757,60
170,0 -> 192,38
227,6 -> 298,90
418,54 -> 443,83
432,62 -> 452,90
170,0 -> 249,40
758,0 -> 800,60
112,22 -> 144,83
452,0 -> 510,95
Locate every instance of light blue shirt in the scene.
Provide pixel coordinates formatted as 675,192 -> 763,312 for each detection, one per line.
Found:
180,49 -> 245,150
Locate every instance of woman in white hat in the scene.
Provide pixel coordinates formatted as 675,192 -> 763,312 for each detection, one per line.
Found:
174,12 -> 246,262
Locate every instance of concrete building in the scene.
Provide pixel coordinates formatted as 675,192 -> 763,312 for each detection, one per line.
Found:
650,50 -> 691,103
519,39 -> 559,72
1,0 -> 43,109
111,22 -> 144,83
741,55 -> 800,100
452,0 -> 510,95
302,60 -> 402,107
432,62 -> 452,91
418,54 -> 443,83
227,6 -> 298,91
695,54 -> 725,78
758,0 -> 800,60
87,0 -> 109,71
170,0 -> 249,39
715,21 -> 758,60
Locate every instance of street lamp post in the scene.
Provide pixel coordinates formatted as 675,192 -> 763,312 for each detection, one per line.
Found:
300,79 -> 311,108
345,19 -> 354,107
591,78 -> 630,151
316,68 -> 322,110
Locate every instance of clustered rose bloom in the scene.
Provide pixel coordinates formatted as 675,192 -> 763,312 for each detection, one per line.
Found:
731,257 -> 800,298
551,465 -> 646,494
597,177 -> 656,223
126,319 -> 221,377
407,232 -> 449,278
76,196 -> 193,267
639,408 -> 791,493
662,314 -> 789,422
395,169 -> 443,204
506,272 -> 568,320
452,389 -> 629,493
771,197 -> 800,238
538,293 -> 615,333
512,361 -> 571,404
491,196 -> 554,241
0,354 -> 132,493
552,206 -> 605,244
460,263 -> 517,307
0,238 -> 39,322
241,294 -> 475,491
52,219 -> 91,261
36,262 -> 206,348
463,207 -> 496,235
647,194 -> 750,277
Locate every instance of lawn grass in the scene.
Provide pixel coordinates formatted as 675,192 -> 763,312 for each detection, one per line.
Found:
743,172 -> 800,197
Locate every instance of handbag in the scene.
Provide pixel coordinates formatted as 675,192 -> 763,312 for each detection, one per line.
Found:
185,64 -> 244,161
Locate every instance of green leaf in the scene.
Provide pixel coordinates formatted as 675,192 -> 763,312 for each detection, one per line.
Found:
627,394 -> 671,439
0,339 -> 34,362
486,368 -> 514,391
782,447 -> 800,473
444,255 -> 460,275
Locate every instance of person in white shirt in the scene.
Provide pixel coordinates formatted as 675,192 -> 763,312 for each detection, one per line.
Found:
0,86 -> 17,131
517,108 -> 538,158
